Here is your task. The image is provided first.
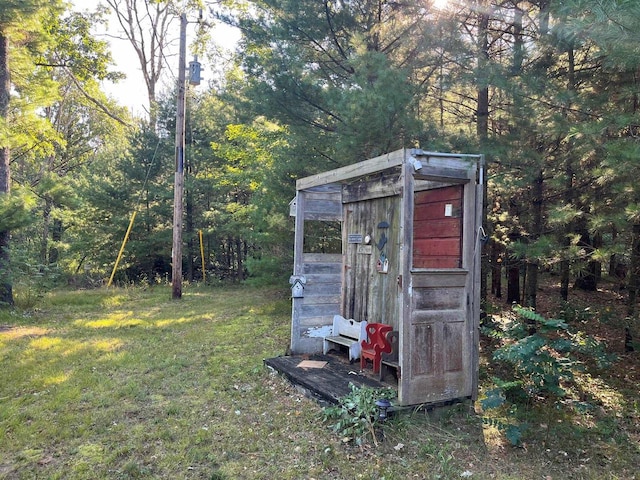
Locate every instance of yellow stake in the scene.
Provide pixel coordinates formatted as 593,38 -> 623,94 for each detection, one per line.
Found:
199,229 -> 205,282
108,211 -> 137,287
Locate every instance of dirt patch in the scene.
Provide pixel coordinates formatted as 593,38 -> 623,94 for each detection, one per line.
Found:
0,325 -> 51,340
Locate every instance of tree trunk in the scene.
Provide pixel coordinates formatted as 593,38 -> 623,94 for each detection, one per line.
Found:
625,326 -> 635,353
560,155 -> 574,301
506,256 -> 520,304
502,2 -> 527,306
593,231 -> 603,284
507,231 -> 521,304
506,199 -> 522,304
574,220 -> 598,291
491,241 -> 502,298
627,222 -> 640,316
0,30 -> 13,306
609,226 -> 621,281
226,237 -> 233,278
524,170 -> 543,308
49,218 -> 62,265
41,198 -> 52,266
477,0 -> 490,313
235,237 -> 243,282
524,261 -> 538,308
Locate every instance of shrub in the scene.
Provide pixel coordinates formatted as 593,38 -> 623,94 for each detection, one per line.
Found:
480,305 -> 614,445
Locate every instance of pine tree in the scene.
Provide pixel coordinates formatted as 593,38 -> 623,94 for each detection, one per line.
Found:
225,0 -> 436,170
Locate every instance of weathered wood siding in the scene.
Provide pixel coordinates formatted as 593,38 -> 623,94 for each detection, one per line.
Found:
290,185 -> 343,355
290,253 -> 342,354
342,179 -> 401,331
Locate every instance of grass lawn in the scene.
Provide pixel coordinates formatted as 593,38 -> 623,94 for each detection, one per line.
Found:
0,284 -> 638,479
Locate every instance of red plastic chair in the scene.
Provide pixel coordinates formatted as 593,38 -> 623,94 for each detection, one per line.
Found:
360,323 -> 393,373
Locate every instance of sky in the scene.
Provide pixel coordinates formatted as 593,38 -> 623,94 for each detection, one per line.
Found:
71,1 -> 240,117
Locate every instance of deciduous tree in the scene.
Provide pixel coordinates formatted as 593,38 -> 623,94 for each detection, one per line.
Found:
0,0 -> 65,305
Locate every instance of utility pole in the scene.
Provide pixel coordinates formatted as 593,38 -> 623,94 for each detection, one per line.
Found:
171,12 -> 187,299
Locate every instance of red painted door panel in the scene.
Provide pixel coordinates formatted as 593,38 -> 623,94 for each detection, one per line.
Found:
413,185 -> 463,268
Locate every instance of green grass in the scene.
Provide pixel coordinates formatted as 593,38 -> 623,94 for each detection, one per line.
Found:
0,285 -> 638,479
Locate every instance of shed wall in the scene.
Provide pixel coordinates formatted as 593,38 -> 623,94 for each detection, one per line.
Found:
342,194 -> 401,331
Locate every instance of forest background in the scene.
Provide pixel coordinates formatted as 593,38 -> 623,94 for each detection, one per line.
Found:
2,0 -> 640,342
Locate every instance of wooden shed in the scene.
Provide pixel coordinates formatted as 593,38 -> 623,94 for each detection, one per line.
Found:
289,148 -> 484,406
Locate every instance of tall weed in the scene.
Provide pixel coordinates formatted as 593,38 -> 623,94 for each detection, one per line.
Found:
322,384 -> 396,446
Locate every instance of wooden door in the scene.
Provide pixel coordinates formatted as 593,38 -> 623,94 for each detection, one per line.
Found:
399,178 -> 480,406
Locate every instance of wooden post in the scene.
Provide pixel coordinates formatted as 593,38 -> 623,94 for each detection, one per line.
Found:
172,13 -> 187,299
290,191 -> 305,353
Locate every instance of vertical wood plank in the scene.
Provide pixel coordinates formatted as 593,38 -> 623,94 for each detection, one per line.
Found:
399,151 -> 413,404
290,191 -> 306,353
470,168 -> 484,400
